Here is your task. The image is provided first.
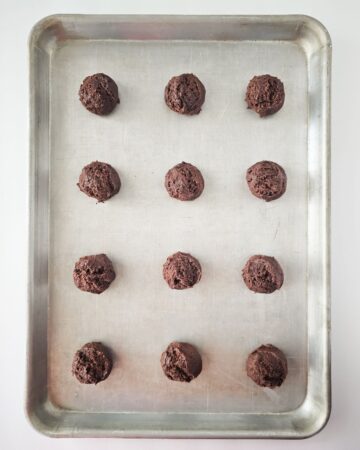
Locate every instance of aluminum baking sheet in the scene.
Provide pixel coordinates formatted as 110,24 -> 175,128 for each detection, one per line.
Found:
27,14 -> 331,438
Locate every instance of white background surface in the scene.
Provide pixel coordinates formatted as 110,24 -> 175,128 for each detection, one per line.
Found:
0,0 -> 358,449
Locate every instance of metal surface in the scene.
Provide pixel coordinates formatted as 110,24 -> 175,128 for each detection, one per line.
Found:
27,14 -> 331,438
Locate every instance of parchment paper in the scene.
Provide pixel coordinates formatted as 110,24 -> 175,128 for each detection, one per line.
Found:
48,39 -> 308,413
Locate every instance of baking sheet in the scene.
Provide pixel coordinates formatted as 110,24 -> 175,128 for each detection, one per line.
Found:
28,15 -> 331,438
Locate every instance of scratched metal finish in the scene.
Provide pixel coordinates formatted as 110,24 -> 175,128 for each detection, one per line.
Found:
27,15 -> 331,438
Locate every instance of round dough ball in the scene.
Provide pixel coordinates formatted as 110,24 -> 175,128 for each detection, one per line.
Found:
246,160 -> 287,202
246,344 -> 288,388
161,341 -> 202,382
164,73 -> 206,115
165,162 -> 204,201
72,342 -> 113,384
78,161 -> 121,203
163,251 -> 202,290
73,254 -> 116,294
242,255 -> 284,294
245,74 -> 285,117
79,73 -> 119,115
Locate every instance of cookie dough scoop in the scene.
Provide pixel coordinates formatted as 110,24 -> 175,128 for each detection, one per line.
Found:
242,255 -> 284,293
246,344 -> 288,388
246,160 -> 287,202
245,74 -> 285,117
164,73 -> 206,115
72,342 -> 113,384
163,252 -> 202,290
79,73 -> 119,115
165,162 -> 204,201
73,254 -> 116,294
77,161 -> 121,203
160,341 -> 202,382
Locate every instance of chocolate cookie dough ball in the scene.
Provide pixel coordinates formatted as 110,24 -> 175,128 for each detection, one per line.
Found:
78,161 -> 121,203
161,341 -> 202,382
242,255 -> 284,294
164,73 -> 206,115
165,162 -> 204,201
246,161 -> 287,202
245,75 -> 285,117
79,73 -> 119,115
246,344 -> 288,388
72,342 -> 112,384
73,254 -> 116,294
163,252 -> 202,290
